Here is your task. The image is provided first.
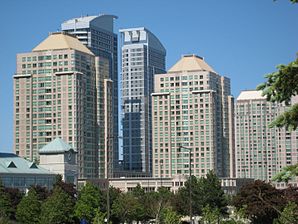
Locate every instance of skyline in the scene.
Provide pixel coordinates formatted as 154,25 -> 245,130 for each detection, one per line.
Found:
1,0 -> 298,152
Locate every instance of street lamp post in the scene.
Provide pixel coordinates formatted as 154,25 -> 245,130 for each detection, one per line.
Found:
106,136 -> 122,223
106,137 -> 111,224
180,145 -> 193,224
160,159 -> 163,187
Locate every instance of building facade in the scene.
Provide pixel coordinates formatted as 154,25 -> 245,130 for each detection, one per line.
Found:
152,55 -> 234,178
235,90 -> 298,181
13,32 -> 98,178
78,176 -> 252,195
61,15 -> 118,177
120,27 -> 166,175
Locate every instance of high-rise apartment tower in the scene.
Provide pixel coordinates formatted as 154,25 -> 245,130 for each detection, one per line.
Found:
120,27 -> 166,175
152,55 -> 234,178
61,15 -> 118,177
14,32 -> 98,178
235,90 -> 298,181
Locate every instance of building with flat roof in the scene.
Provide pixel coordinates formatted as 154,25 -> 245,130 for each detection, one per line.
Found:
0,153 -> 56,191
120,27 -> 166,175
14,32 -> 98,178
62,15 -> 119,177
78,176 -> 252,195
152,54 -> 235,178
235,90 -> 298,181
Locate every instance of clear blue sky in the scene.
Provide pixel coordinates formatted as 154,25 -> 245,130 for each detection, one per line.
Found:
0,0 -> 297,152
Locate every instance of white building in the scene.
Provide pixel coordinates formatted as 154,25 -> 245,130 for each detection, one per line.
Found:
39,138 -> 78,186
235,90 -> 298,181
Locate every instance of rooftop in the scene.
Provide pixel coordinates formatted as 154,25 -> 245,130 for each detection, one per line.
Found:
168,54 -> 215,73
120,27 -> 166,54
0,153 -> 54,175
39,138 -> 76,154
62,14 -> 118,24
32,32 -> 94,55
61,14 -> 118,33
237,90 -> 266,101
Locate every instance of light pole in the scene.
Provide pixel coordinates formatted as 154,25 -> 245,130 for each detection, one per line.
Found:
179,145 -> 193,224
160,159 -> 163,187
106,136 -> 122,223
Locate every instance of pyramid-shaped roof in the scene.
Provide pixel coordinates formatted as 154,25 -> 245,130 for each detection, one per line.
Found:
168,54 -> 215,73
39,138 -> 76,154
32,32 -> 94,55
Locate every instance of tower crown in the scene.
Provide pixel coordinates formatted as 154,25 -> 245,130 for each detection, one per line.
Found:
32,32 -> 94,55
168,54 -> 215,73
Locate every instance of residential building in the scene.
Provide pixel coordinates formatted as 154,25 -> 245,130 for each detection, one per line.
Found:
0,153 -> 56,191
39,138 -> 78,186
152,54 -> 234,178
235,90 -> 298,181
13,32 -> 98,178
61,15 -> 119,177
120,27 -> 166,175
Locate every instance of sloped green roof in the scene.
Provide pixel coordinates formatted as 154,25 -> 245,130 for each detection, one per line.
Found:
39,138 -> 76,154
0,153 -> 54,175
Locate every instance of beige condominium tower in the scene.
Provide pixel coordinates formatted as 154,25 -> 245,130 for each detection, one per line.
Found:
235,90 -> 298,181
13,32 -> 99,178
152,55 -> 235,178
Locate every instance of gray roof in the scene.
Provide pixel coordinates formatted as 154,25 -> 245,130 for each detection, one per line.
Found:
39,138 -> 76,154
0,153 -> 54,175
61,14 -> 118,33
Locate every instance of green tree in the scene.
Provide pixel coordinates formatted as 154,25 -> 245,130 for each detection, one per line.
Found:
53,174 -> 77,199
0,183 -> 22,221
29,185 -> 50,201
0,189 -> 13,220
274,201 -> 298,224
16,189 -> 41,224
272,163 -> 298,184
92,210 -> 107,224
258,0 -> 298,195
104,186 -> 122,223
39,186 -> 75,224
257,1 -> 297,130
198,171 -> 227,214
257,56 -> 298,130
74,182 -> 102,223
143,187 -> 173,224
111,192 -> 140,224
131,183 -> 145,198
130,184 -> 148,222
174,171 -> 227,216
201,205 -> 221,224
233,180 -> 286,224
173,176 -> 200,216
160,208 -> 181,224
